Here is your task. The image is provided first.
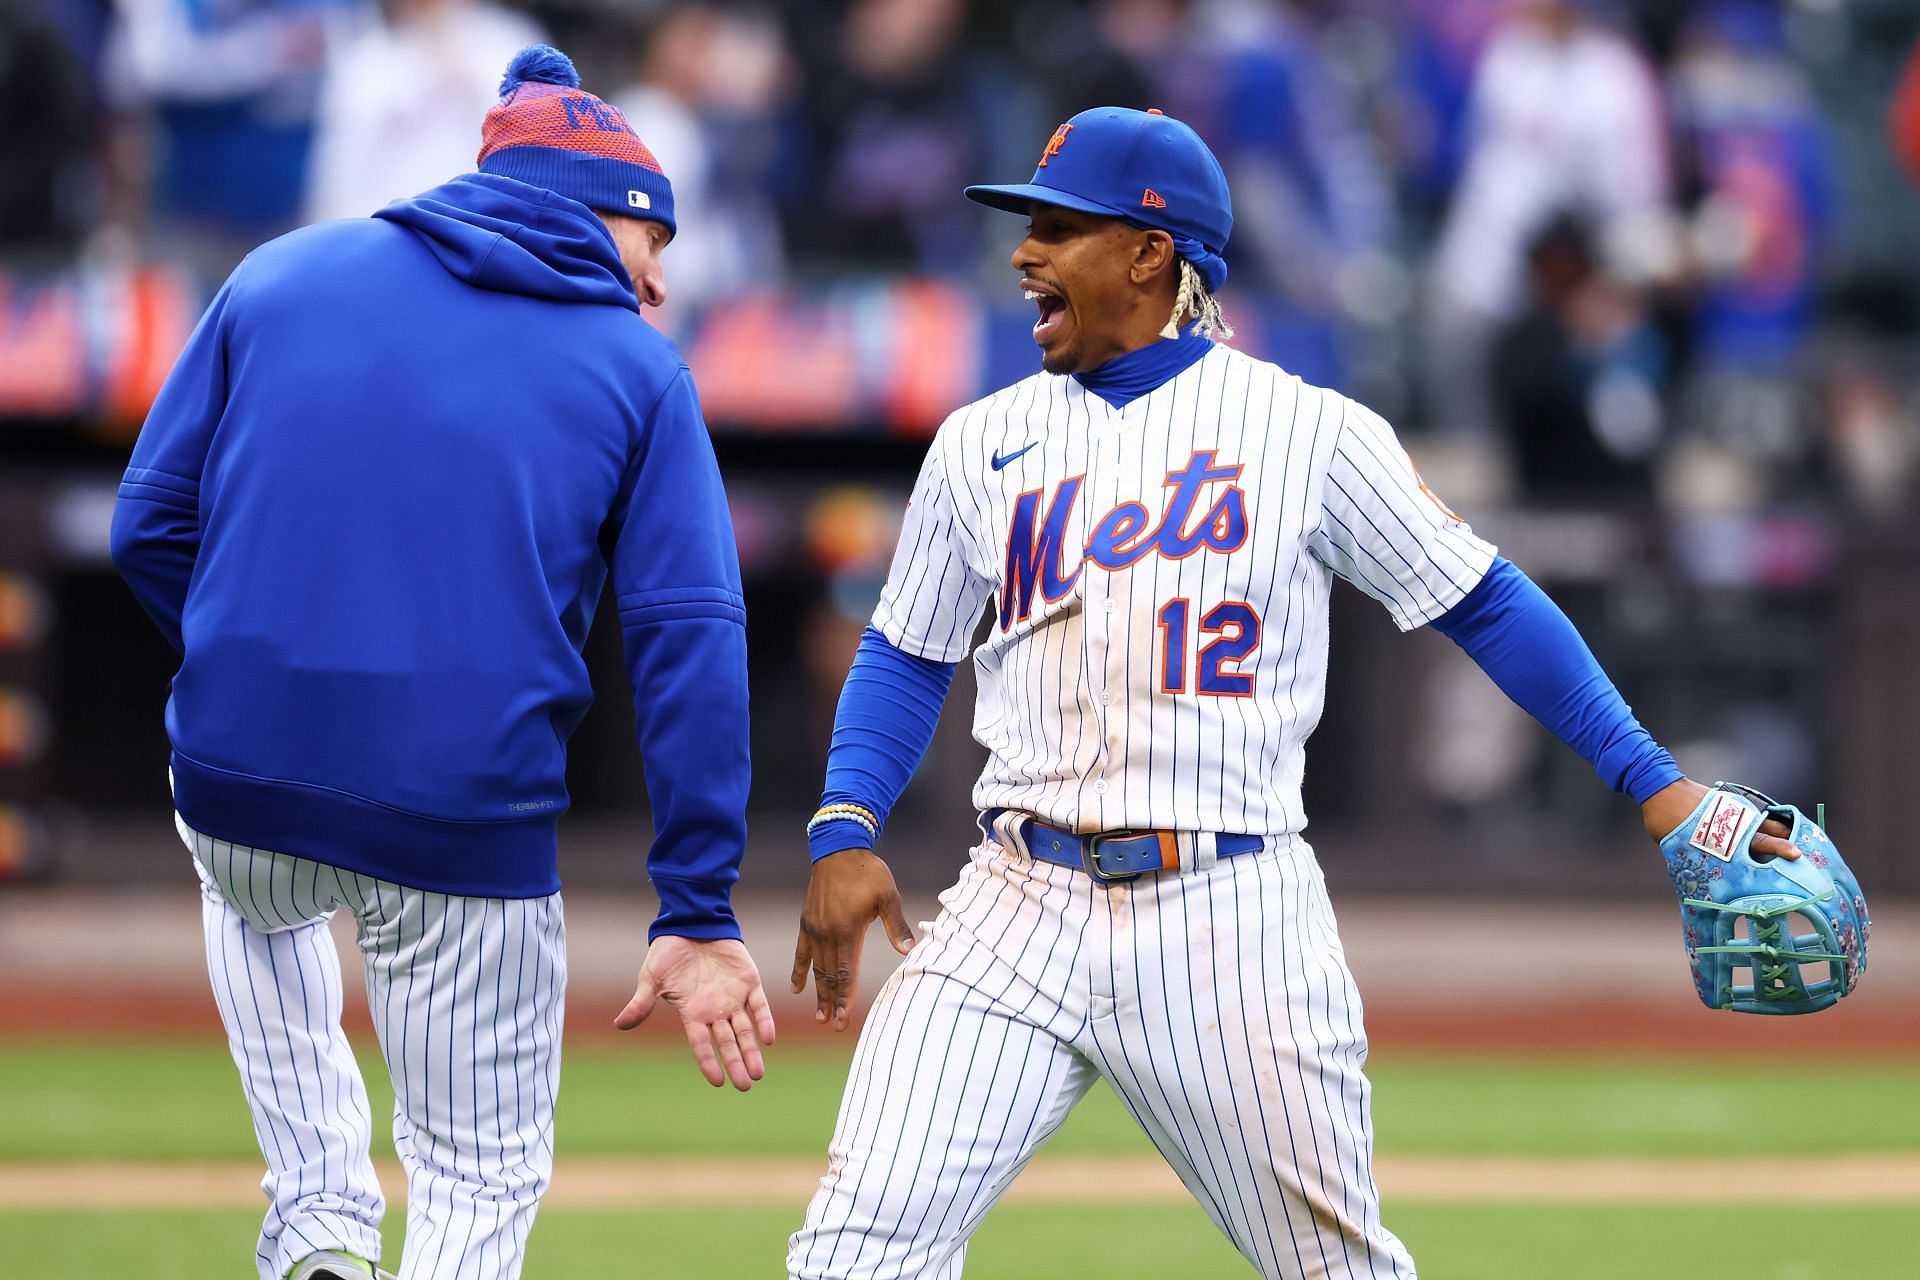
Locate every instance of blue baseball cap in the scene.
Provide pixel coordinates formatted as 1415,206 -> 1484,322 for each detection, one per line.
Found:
966,106 -> 1233,292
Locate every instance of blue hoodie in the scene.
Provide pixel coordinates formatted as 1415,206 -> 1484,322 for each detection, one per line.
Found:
111,173 -> 750,939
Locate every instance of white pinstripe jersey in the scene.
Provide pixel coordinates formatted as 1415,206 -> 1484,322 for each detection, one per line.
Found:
873,343 -> 1497,837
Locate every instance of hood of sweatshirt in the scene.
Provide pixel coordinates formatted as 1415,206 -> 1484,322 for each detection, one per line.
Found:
374,172 -> 639,313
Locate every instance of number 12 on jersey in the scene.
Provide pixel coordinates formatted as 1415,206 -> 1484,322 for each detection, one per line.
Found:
1156,599 -> 1260,696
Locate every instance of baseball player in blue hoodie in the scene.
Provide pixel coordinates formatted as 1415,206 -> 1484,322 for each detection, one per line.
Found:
110,47 -> 773,1280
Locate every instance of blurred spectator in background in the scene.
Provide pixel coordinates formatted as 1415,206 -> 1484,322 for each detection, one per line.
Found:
612,3 -> 791,309
1376,0 -> 1515,231
33,0 -> 117,84
303,0 -> 542,224
107,0 -> 360,266
1894,31 -> 1920,187
1426,0 -> 1675,437
983,0 -> 1150,150
1492,213 -> 1665,500
1819,354 -> 1919,524
1668,0 -> 1834,462
783,0 -> 1006,276
1,0 -> 98,262
1096,0 -> 1397,389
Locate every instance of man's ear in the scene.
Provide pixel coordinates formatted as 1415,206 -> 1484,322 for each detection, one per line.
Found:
1130,229 -> 1177,285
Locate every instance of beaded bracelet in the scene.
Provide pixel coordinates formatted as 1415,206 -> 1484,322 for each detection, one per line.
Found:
809,802 -> 879,826
807,813 -> 876,840
807,804 -> 879,839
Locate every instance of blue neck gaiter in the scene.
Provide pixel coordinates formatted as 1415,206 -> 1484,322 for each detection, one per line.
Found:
1074,327 -> 1214,409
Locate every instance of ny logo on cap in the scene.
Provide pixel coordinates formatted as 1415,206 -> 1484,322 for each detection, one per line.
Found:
1037,122 -> 1073,168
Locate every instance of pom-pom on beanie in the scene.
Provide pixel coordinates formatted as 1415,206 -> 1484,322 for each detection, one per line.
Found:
477,46 -> 675,237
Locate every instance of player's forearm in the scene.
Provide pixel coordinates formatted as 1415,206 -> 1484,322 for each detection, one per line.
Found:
622,609 -> 751,940
1429,557 -> 1682,803
807,626 -> 958,861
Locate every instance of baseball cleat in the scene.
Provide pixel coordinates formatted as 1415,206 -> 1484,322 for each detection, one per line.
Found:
286,1250 -> 395,1280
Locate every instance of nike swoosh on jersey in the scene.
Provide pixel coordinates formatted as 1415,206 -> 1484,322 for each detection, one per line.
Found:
990,443 -> 1038,471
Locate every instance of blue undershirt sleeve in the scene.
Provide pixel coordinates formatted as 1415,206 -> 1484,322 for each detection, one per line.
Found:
808,626 -> 959,861
1428,558 -> 1683,804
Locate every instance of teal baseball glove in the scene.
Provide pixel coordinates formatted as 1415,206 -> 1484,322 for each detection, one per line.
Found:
1659,782 -> 1869,1015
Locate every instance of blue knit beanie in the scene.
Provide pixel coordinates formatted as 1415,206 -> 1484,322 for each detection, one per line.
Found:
477,46 -> 676,237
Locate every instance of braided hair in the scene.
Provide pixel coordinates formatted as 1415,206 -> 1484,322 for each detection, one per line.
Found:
1161,257 -> 1233,341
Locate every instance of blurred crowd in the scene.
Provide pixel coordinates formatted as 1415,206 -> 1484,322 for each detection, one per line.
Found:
7,0 -> 1920,875
6,0 -> 1920,517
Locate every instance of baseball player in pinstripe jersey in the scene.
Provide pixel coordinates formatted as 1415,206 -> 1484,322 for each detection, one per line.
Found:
110,48 -> 774,1280
786,107 -> 1798,1278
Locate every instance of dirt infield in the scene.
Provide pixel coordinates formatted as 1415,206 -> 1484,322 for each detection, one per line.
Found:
6,1154 -> 1918,1211
8,892 -> 1916,1054
7,984 -> 1918,1057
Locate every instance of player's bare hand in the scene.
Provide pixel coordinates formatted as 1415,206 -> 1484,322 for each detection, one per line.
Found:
616,936 -> 776,1091
1641,777 -> 1797,861
790,849 -> 916,1032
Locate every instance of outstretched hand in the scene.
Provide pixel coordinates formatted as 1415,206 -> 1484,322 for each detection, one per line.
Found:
1641,777 -> 1798,861
790,849 -> 916,1031
616,936 -> 776,1091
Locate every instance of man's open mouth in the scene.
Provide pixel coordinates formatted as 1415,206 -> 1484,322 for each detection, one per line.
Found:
1023,282 -> 1067,343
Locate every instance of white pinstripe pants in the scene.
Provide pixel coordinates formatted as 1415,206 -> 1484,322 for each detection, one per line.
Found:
182,818 -> 566,1280
788,832 -> 1416,1280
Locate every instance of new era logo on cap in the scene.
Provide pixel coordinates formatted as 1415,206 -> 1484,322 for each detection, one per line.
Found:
1141,188 -> 1166,209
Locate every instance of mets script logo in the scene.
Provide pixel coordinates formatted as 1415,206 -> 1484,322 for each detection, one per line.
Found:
1000,450 -> 1248,630
1037,123 -> 1074,168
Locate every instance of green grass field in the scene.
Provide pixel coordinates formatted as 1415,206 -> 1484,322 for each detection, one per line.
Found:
7,1205 -> 1916,1279
3,1038 -> 1915,1278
